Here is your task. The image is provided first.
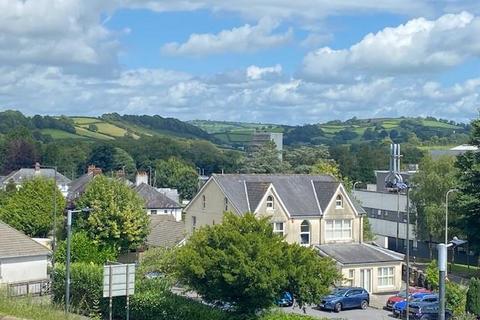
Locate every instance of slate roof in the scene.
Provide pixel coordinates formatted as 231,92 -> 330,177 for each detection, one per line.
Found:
316,243 -> 404,265
1,168 -> 71,186
212,174 -> 363,217
67,173 -> 94,201
134,183 -> 182,209
0,221 -> 51,259
147,215 -> 185,248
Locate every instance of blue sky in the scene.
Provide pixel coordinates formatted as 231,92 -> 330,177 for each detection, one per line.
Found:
0,1 -> 479,125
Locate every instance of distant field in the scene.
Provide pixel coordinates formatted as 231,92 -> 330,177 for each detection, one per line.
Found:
75,126 -> 114,140
421,120 -> 460,129
40,129 -> 85,139
71,117 -> 101,125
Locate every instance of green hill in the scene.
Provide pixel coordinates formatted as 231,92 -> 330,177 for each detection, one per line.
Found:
189,117 -> 469,147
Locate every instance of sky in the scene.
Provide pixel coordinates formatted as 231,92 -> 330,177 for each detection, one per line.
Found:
0,0 -> 480,125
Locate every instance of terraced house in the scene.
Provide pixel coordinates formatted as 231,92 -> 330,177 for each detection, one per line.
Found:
184,174 -> 404,294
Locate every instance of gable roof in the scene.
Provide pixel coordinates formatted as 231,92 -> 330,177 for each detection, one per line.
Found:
147,215 -> 185,248
67,172 -> 94,201
0,221 -> 51,259
134,183 -> 181,209
212,174 -> 356,217
316,243 -> 404,265
1,168 -> 71,186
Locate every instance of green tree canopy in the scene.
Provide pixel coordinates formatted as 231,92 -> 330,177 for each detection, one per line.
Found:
243,141 -> 291,174
0,177 -> 65,237
76,175 -> 149,252
171,212 -> 340,316
54,231 -> 117,264
155,157 -> 199,200
411,155 -> 458,244
454,119 -> 480,254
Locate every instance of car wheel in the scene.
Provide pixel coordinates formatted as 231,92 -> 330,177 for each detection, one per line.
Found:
361,300 -> 368,310
334,302 -> 342,313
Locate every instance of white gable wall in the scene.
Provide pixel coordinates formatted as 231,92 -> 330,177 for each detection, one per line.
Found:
0,255 -> 48,284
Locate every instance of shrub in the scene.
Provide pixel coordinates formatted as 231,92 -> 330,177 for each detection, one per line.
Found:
54,231 -> 117,264
446,281 -> 467,316
466,278 -> 480,316
52,263 -> 103,315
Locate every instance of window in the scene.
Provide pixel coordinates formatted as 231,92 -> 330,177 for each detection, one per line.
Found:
378,267 -> 394,287
335,195 -> 343,208
300,220 -> 310,245
150,210 -> 157,215
192,216 -> 197,231
325,219 -> 352,241
202,195 -> 206,209
273,222 -> 284,236
224,197 -> 228,211
344,269 -> 355,287
164,209 -> 168,214
266,195 -> 274,209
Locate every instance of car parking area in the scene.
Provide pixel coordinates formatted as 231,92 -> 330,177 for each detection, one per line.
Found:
284,305 -> 392,320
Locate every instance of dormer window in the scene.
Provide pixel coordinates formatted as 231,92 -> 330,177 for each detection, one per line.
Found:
300,220 -> 310,246
266,195 -> 274,209
335,194 -> 343,209
202,195 -> 206,209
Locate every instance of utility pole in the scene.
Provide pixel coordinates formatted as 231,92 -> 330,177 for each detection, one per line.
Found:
405,186 -> 411,320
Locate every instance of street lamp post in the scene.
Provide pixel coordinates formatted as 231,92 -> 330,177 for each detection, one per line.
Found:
405,185 -> 411,320
445,189 -> 459,275
65,208 -> 90,313
353,181 -> 362,192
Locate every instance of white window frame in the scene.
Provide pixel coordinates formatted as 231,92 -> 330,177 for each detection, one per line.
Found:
377,267 -> 395,287
344,269 -> 355,286
300,220 -> 310,246
273,222 -> 284,236
335,194 -> 343,209
266,195 -> 274,209
325,219 -> 352,241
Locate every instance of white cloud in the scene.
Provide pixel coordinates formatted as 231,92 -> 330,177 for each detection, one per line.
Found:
1,64 -> 478,124
246,65 -> 282,80
301,11 -> 480,81
161,17 -> 292,56
0,1 -> 118,73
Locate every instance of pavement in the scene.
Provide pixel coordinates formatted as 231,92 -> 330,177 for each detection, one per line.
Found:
283,305 -> 394,320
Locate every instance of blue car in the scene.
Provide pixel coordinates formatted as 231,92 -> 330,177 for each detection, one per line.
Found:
318,287 -> 369,312
277,291 -> 293,307
392,293 -> 438,318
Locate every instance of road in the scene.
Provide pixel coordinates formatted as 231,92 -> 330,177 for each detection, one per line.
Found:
283,305 -> 394,320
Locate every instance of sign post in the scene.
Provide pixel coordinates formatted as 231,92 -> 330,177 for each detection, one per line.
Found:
103,263 -> 135,320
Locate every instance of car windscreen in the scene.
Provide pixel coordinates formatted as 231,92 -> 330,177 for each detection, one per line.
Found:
332,289 -> 348,297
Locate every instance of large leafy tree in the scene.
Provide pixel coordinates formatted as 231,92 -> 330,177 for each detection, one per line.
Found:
243,141 -> 291,174
76,175 -> 149,252
411,155 -> 458,254
171,212 -> 340,316
155,157 -> 198,200
0,178 -> 66,237
454,118 -> 480,254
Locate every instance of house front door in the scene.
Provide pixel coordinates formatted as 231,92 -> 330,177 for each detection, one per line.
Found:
360,269 -> 372,292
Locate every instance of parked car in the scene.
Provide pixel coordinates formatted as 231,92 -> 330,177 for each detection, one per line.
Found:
385,288 -> 431,310
318,287 -> 369,312
277,291 -> 293,307
408,304 -> 453,319
392,293 -> 438,318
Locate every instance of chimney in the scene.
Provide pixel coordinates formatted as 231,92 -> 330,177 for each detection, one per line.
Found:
116,170 -> 125,178
34,162 -> 41,172
87,165 -> 102,176
87,165 -> 96,174
136,171 -> 149,186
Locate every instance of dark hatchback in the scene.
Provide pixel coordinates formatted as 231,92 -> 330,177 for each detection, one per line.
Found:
318,287 -> 369,312
408,304 -> 453,320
